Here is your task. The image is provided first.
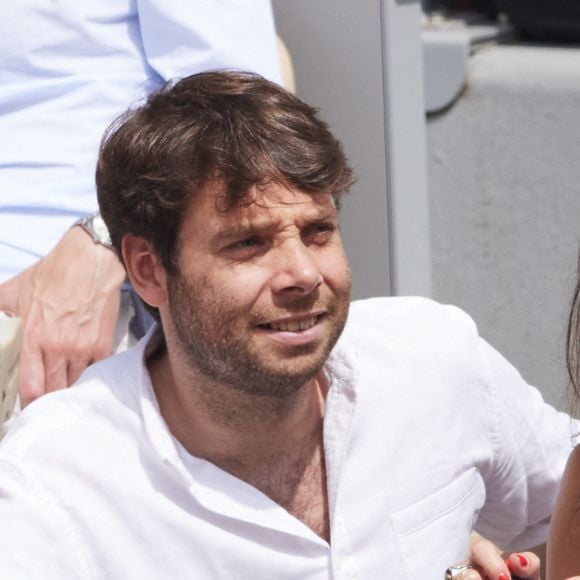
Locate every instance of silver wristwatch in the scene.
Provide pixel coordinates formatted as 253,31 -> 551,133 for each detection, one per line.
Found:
74,212 -> 113,249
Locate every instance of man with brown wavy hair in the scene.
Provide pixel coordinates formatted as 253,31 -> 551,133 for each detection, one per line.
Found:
0,71 -> 573,579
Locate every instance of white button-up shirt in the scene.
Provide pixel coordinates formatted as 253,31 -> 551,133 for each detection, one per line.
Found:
0,298 -> 573,579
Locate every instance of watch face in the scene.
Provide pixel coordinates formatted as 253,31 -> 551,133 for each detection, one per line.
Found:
79,214 -> 112,247
92,216 -> 111,244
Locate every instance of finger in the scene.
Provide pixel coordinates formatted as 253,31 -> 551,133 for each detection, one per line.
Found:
43,349 -> 70,394
66,326 -> 115,386
470,539 -> 511,580
91,327 -> 116,363
461,569 -> 484,580
67,354 -> 93,386
18,341 -> 46,407
93,291 -> 121,360
505,552 -> 540,580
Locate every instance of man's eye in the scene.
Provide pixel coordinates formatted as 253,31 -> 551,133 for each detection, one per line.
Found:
231,236 -> 262,249
303,223 -> 336,243
223,236 -> 266,258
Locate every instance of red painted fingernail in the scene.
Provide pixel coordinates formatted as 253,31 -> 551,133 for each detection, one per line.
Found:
516,554 -> 528,567
498,574 -> 509,580
504,558 -> 512,570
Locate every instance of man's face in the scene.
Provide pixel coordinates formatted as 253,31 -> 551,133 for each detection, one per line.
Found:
165,183 -> 351,397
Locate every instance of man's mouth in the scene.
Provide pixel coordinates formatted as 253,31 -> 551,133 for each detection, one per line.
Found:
258,314 -> 325,332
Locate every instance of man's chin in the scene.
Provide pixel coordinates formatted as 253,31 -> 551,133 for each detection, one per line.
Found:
239,356 -> 327,398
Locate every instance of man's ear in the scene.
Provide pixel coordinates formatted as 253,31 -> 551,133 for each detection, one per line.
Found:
122,235 -> 168,309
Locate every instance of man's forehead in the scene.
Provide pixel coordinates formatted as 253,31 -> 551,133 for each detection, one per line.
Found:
236,192 -> 336,218
198,184 -> 338,222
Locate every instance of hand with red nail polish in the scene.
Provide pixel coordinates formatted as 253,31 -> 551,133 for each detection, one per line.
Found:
462,535 -> 540,580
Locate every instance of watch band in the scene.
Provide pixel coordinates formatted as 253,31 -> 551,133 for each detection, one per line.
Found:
74,212 -> 113,249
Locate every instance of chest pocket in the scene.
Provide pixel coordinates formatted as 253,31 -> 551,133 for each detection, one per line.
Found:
390,468 -> 484,580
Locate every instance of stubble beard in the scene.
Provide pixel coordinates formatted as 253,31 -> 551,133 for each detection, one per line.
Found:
167,274 -> 350,399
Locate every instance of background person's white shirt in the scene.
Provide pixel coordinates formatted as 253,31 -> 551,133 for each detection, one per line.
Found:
0,297 -> 573,579
0,0 -> 281,282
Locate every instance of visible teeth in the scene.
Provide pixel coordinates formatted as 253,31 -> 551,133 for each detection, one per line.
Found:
270,317 -> 317,332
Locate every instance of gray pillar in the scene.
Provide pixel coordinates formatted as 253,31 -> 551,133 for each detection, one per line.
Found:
273,0 -> 431,299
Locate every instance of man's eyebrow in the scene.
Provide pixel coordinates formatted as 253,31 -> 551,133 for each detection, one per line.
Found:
211,207 -> 339,246
306,208 -> 339,223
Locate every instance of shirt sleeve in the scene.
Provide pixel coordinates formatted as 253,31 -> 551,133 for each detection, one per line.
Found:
0,460 -> 89,579
473,336 -> 576,551
136,0 -> 283,84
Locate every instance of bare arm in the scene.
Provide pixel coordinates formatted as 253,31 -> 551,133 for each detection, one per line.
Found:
548,446 -> 580,579
0,226 -> 125,406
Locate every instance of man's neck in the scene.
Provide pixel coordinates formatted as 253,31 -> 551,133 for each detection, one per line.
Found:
148,349 -> 327,462
147,349 -> 331,541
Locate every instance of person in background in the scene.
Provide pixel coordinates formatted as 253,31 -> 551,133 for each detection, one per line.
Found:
0,70 -> 572,579
547,261 -> 580,578
0,0 -> 282,407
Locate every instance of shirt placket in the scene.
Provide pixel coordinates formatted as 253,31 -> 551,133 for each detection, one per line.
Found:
323,349 -> 359,580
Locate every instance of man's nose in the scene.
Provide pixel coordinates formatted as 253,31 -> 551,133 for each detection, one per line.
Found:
270,242 -> 323,295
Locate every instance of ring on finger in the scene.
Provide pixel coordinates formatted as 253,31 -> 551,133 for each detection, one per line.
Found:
445,563 -> 474,579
